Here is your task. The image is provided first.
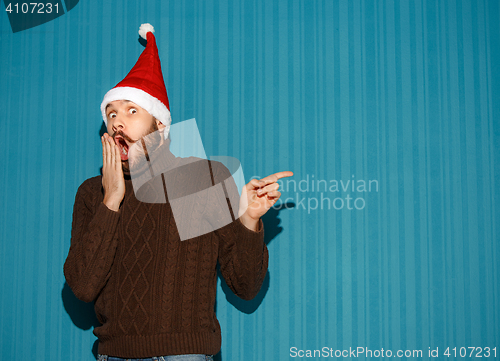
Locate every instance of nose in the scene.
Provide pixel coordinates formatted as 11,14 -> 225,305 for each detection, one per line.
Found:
111,113 -> 125,133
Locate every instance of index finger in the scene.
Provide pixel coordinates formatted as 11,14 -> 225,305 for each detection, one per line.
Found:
259,171 -> 294,186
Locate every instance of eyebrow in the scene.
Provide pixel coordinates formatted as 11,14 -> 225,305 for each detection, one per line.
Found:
105,100 -> 132,112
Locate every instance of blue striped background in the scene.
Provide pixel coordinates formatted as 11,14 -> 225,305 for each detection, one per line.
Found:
0,0 -> 499,360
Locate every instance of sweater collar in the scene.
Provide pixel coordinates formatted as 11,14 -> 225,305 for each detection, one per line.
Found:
122,137 -> 178,180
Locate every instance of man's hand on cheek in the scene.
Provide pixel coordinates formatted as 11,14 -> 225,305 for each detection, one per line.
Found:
101,133 -> 125,212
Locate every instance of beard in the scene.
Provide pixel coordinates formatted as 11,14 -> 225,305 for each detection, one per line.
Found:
113,118 -> 160,174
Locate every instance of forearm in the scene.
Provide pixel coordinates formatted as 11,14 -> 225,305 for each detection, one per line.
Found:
218,218 -> 268,300
103,196 -> 121,212
64,185 -> 121,302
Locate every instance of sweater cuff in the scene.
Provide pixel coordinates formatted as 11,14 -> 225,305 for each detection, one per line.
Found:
238,216 -> 263,232
233,216 -> 264,241
96,201 -> 122,232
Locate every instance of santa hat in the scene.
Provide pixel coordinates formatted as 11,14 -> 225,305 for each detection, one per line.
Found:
100,23 -> 171,128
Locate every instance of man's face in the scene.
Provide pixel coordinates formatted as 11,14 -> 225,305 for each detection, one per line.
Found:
105,100 -> 165,165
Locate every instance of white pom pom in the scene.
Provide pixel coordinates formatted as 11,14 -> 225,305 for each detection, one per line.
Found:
139,23 -> 155,40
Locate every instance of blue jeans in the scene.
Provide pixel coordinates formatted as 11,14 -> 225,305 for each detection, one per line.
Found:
97,355 -> 213,361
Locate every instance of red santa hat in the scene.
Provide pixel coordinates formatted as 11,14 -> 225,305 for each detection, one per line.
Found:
100,23 -> 171,128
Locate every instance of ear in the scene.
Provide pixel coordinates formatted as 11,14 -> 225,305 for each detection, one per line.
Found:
156,120 -> 166,130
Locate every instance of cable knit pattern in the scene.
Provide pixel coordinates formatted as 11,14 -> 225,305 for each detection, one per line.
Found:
63,143 -> 268,358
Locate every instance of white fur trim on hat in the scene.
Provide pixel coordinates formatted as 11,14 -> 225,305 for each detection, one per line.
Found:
139,23 -> 155,40
100,86 -> 171,129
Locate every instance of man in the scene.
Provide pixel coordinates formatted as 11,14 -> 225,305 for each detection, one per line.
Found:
64,24 -> 292,360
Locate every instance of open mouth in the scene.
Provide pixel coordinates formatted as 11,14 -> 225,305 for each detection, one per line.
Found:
114,136 -> 130,161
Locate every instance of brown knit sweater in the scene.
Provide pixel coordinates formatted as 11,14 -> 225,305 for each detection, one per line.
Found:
64,142 -> 268,358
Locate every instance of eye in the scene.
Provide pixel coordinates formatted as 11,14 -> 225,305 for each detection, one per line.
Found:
129,108 -> 137,115
108,111 -> 116,119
